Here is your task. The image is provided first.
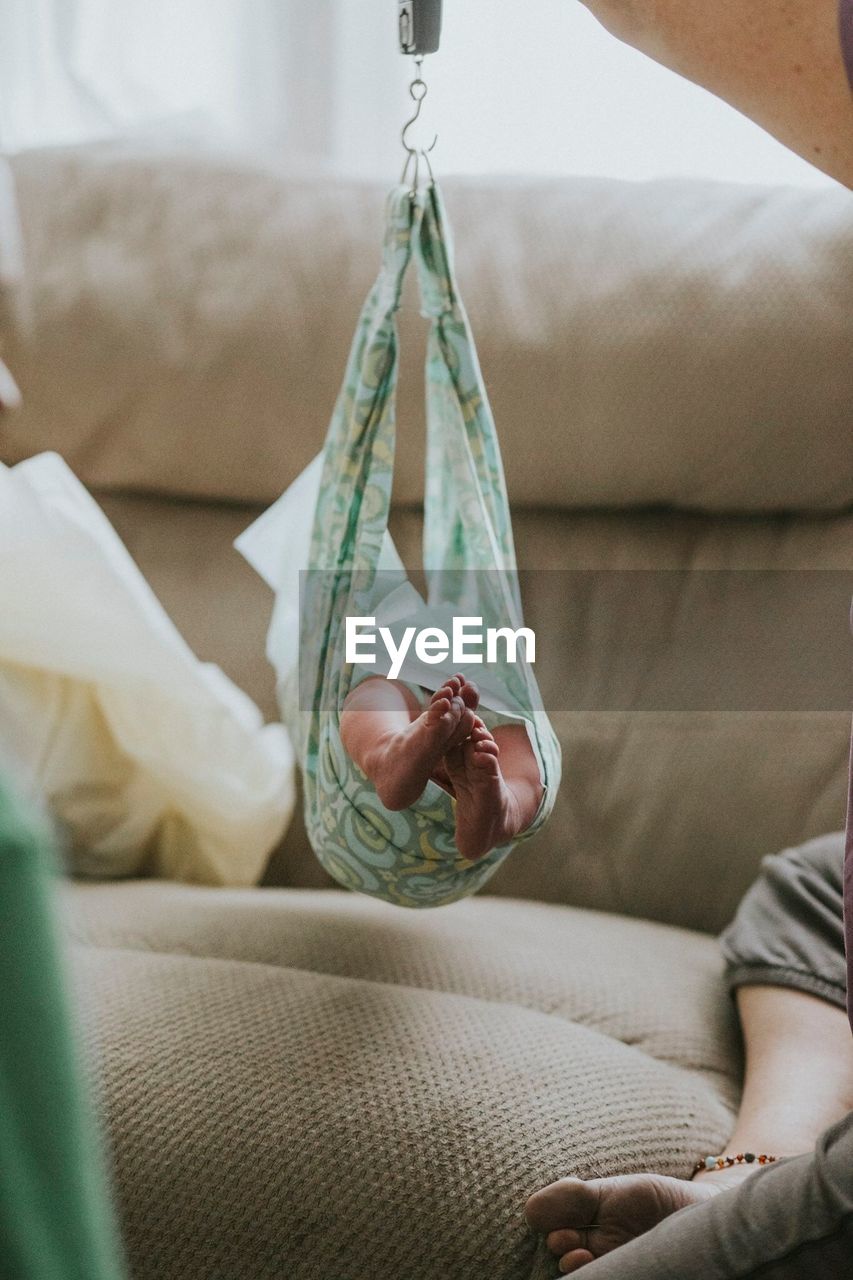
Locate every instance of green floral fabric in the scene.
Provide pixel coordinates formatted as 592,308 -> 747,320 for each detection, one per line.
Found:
286,183 -> 560,908
0,777 -> 126,1279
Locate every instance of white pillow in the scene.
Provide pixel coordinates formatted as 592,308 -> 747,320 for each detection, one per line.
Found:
0,451 -> 295,883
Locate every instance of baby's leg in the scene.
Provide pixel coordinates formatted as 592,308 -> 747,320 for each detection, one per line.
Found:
340,675 -> 478,812
444,721 -> 544,862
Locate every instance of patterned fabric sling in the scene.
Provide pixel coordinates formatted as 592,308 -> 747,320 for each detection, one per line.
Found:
251,183 -> 561,908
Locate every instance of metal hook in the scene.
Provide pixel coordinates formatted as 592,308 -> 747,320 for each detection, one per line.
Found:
401,55 -> 438,184
420,144 -> 436,186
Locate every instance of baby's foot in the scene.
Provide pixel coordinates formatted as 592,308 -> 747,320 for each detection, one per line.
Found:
367,677 -> 477,811
444,721 -> 523,861
525,1169 -> 746,1273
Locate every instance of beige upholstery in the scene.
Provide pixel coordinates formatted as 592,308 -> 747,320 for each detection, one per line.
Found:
65,880 -> 740,1280
5,143 -> 853,512
98,491 -> 852,935
2,142 -> 851,1279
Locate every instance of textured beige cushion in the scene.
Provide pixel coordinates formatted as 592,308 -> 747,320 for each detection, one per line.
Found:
97,491 -> 852,934
6,142 -> 853,511
65,881 -> 740,1280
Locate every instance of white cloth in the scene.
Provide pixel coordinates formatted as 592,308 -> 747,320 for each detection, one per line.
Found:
0,452 -> 295,883
0,156 -> 22,409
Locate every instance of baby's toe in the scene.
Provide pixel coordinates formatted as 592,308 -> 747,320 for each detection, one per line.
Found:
447,696 -> 467,730
425,694 -> 453,725
471,726 -> 499,755
546,1229 -> 585,1257
446,705 -> 475,749
459,706 -> 477,735
458,678 -> 480,710
464,738 -> 499,775
431,682 -> 456,707
472,748 -> 500,774
559,1249 -> 596,1274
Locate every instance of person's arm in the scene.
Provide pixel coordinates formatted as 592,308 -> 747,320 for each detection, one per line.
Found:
579,0 -> 853,188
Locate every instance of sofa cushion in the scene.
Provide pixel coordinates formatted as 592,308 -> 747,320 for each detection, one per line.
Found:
65,881 -> 740,1280
95,491 -> 853,934
5,142 -> 853,512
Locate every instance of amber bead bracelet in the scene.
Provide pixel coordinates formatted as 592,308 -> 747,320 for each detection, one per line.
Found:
692,1152 -> 778,1175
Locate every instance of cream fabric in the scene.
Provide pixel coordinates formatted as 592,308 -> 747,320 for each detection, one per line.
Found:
0,155 -> 22,408
5,142 -> 853,511
0,453 -> 295,885
65,880 -> 740,1280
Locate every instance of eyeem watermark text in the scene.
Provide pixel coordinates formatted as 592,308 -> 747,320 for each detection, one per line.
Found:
346,616 -> 536,680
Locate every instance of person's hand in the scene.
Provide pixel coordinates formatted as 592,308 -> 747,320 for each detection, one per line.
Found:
575,0 -> 853,189
578,0 -> 651,43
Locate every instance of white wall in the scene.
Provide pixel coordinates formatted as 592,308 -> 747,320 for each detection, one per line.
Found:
0,0 -> 838,189
409,1 -> 836,187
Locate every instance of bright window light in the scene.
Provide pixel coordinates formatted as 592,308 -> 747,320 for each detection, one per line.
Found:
422,2 -> 836,187
0,0 -> 838,189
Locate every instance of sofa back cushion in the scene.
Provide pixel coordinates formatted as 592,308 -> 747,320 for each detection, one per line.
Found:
99,491 -> 852,935
4,142 -> 853,512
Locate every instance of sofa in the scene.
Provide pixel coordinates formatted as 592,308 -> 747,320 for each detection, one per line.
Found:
2,141 -> 851,1280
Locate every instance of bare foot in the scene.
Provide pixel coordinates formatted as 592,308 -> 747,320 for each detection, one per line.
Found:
525,1166 -> 759,1273
365,676 -> 478,811
444,721 -> 523,861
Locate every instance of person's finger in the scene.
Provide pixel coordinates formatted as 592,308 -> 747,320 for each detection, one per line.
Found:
525,1177 -> 600,1232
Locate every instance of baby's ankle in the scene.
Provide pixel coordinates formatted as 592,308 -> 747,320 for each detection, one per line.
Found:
508,778 -> 544,835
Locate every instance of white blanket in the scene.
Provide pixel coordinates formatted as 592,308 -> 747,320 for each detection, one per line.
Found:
0,452 -> 295,883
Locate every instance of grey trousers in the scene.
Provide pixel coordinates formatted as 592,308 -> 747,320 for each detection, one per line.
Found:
582,832 -> 853,1279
